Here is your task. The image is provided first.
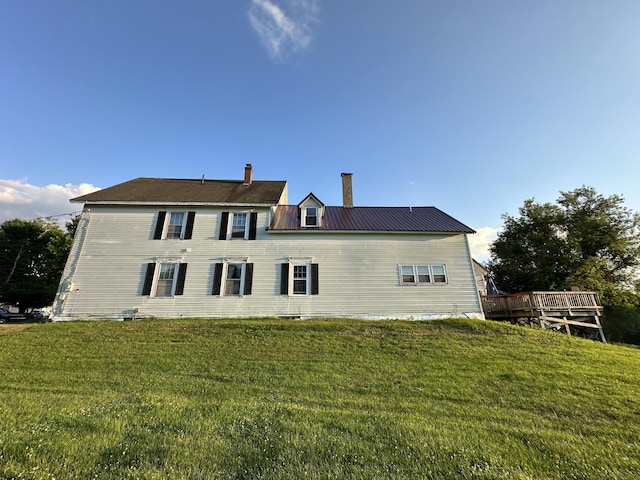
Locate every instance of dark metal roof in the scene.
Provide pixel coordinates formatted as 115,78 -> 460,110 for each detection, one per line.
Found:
270,206 -> 474,233
71,177 -> 287,205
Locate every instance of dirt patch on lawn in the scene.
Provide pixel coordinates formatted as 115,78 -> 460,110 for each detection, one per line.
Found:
0,324 -> 36,335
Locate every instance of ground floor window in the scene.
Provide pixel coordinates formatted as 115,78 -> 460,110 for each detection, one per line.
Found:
142,261 -> 188,297
281,261 -> 319,296
212,261 -> 253,296
399,264 -> 448,285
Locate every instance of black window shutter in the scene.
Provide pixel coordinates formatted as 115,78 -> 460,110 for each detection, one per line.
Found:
248,212 -> 258,240
142,263 -> 156,295
175,264 -> 188,295
153,211 -> 166,239
244,263 -> 254,295
212,263 -> 223,295
280,263 -> 289,295
184,211 -> 196,239
218,212 -> 229,240
311,263 -> 319,295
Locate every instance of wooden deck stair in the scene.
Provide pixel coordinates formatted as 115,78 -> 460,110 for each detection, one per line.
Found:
481,291 -> 606,342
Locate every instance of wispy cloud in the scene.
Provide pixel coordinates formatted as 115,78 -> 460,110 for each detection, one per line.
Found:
248,0 -> 319,60
0,179 -> 99,227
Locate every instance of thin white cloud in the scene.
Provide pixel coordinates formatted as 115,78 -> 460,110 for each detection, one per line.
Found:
468,226 -> 499,265
0,179 -> 99,228
248,0 -> 319,60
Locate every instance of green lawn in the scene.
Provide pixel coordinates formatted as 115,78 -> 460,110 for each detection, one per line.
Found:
0,318 -> 639,479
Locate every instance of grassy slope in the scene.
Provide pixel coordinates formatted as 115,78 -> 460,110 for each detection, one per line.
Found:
0,318 -> 639,479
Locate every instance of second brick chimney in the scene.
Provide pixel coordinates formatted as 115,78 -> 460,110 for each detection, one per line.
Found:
243,164 -> 253,185
341,172 -> 353,208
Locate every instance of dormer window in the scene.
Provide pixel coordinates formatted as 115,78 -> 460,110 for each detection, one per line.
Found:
298,193 -> 324,228
304,207 -> 318,227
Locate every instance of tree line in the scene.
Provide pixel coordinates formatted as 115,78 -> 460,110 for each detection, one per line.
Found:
0,216 -> 77,312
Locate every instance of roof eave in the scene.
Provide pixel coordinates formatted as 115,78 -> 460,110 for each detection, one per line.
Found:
73,200 -> 280,207
266,229 -> 474,234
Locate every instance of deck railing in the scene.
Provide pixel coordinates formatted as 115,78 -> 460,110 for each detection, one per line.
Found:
481,291 -> 601,314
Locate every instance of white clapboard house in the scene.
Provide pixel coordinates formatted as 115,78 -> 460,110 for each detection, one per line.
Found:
51,165 -> 484,320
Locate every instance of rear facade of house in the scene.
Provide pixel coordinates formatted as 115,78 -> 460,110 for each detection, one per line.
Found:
51,166 -> 483,321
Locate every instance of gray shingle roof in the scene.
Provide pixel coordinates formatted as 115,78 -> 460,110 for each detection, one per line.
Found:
71,177 -> 287,205
270,206 -> 474,233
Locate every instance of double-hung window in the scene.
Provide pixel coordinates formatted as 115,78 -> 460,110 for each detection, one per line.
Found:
153,211 -> 195,240
231,213 -> 247,238
167,212 -> 185,239
303,207 -> 318,227
293,265 -> 308,294
399,264 -> 448,285
218,212 -> 258,240
212,260 -> 253,296
142,261 -> 188,297
280,260 -> 319,296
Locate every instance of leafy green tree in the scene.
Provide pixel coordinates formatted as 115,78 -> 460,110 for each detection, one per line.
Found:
488,199 -> 572,292
489,187 -> 640,300
0,218 -> 73,311
488,186 -> 640,343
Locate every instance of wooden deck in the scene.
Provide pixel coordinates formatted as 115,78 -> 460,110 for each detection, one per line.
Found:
481,291 -> 606,342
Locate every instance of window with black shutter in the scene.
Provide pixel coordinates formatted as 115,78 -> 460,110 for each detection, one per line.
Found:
142,263 -> 156,295
280,263 -> 289,295
248,212 -> 258,240
153,212 -> 166,239
212,262 -> 253,296
218,212 -> 229,240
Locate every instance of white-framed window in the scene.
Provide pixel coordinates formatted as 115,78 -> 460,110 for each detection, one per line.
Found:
156,263 -> 177,296
399,265 -> 448,285
293,265 -> 308,294
153,211 -> 195,240
231,213 -> 248,239
166,212 -> 186,239
219,212 -> 258,240
280,260 -> 319,296
142,260 -> 188,297
303,207 -> 318,227
212,260 -> 253,296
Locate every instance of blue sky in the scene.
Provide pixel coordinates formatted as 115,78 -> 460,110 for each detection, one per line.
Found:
2,1 -> 639,261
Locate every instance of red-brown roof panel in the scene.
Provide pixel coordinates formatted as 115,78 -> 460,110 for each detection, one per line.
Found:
270,206 -> 474,233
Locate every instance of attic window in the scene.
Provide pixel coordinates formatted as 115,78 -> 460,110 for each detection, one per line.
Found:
304,207 -> 318,227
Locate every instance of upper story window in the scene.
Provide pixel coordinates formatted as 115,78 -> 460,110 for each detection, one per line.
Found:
298,193 -> 324,228
231,213 -> 247,238
167,212 -> 185,239
153,211 -> 195,240
399,264 -> 448,285
219,211 -> 258,240
304,207 -> 318,227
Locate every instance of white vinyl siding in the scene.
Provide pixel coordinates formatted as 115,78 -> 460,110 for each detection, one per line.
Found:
53,206 -> 482,320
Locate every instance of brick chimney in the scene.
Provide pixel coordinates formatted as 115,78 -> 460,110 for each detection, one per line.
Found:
341,172 -> 353,208
243,164 -> 253,185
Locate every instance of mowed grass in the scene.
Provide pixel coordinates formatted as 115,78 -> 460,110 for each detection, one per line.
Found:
0,318 -> 639,479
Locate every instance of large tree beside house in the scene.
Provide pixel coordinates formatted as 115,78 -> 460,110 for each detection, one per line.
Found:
51,165 -> 482,321
488,186 -> 640,343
